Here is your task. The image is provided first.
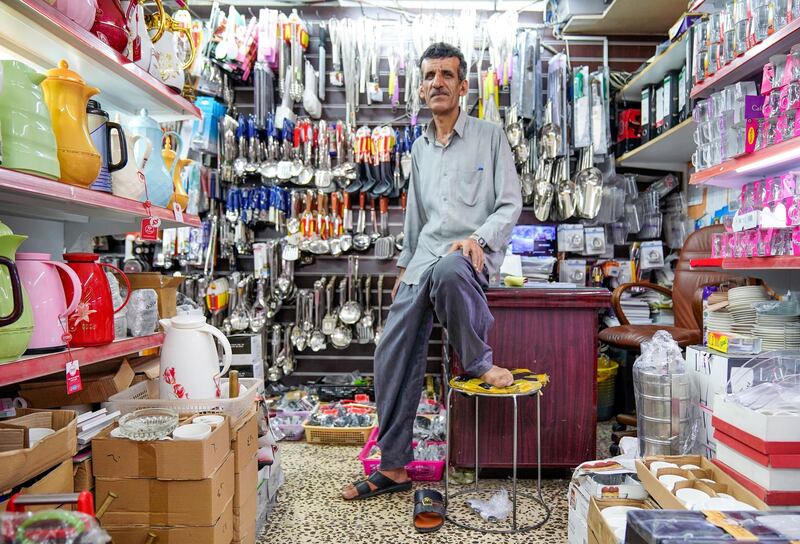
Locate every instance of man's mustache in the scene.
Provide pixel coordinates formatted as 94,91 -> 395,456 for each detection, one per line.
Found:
429,89 -> 449,97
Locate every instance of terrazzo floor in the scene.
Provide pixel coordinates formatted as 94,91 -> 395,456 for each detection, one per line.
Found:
257,422 -> 614,543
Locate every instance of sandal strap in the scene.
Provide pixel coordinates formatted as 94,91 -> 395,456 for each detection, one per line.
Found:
354,480 -> 373,496
367,470 -> 398,489
414,489 -> 445,519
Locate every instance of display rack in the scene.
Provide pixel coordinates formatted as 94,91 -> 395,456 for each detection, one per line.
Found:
0,0 -> 201,120
561,0 -> 687,36
691,16 -> 800,99
689,136 -> 800,188
0,333 -> 164,387
0,167 -> 200,230
616,118 -> 694,170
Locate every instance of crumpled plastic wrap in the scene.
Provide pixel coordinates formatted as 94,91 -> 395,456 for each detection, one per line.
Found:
467,489 -> 513,522
413,414 -> 446,442
1,511 -> 111,543
726,351 -> 800,415
126,289 -> 158,337
307,403 -> 374,427
633,330 -> 699,456
753,292 -> 800,316
106,271 -> 126,340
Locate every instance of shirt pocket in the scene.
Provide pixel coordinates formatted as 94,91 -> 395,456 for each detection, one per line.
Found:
455,167 -> 486,207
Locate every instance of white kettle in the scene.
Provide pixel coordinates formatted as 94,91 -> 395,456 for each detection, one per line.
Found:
159,314 -> 232,400
121,0 -> 160,74
111,114 -> 152,202
148,10 -> 196,91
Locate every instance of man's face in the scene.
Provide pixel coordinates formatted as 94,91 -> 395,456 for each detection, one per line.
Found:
419,56 -> 468,115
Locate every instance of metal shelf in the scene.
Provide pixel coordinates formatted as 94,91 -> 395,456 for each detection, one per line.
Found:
616,118 -> 694,171
0,333 -> 164,387
0,0 -> 200,121
618,36 -> 688,101
0,167 -> 201,229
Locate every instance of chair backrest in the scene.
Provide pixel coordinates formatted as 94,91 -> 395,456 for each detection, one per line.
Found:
672,224 -> 734,330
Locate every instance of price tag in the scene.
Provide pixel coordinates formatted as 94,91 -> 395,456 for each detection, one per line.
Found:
66,360 -> 83,395
140,217 -> 161,241
354,394 -> 370,403
172,202 -> 184,223
131,36 -> 142,62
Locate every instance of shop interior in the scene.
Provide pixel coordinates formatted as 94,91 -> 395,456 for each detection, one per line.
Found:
0,0 -> 800,542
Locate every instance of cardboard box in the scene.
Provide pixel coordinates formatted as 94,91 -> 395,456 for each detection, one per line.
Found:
0,409 -> 77,491
233,488 -> 257,541
127,273 -> 184,319
92,415 -> 231,480
72,452 -> 93,491
713,457 -> 800,507
234,456 -> 258,510
226,334 -> 264,381
588,497 -> 657,544
96,452 -> 234,526
19,359 -> 135,408
636,455 -> 769,510
106,499 -> 233,544
0,459 -> 73,511
232,408 -> 258,472
567,461 -> 647,544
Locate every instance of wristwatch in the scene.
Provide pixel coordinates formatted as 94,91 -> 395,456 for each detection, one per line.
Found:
469,234 -> 488,249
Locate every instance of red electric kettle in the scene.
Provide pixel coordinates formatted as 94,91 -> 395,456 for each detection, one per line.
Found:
91,0 -> 130,54
61,253 -> 130,346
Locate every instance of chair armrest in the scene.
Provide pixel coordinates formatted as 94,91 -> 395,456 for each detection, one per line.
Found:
610,282 -> 673,326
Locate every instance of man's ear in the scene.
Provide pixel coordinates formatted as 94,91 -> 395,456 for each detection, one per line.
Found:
458,78 -> 468,98
419,84 -> 425,104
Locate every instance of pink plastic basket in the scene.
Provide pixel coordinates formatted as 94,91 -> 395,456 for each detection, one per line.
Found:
359,440 -> 446,482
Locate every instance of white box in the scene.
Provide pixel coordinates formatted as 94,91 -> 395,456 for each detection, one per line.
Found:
685,346 -> 756,408
698,402 -> 716,458
717,441 -> 800,492
713,394 -> 800,445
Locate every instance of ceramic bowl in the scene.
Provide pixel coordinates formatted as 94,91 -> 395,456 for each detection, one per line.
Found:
194,415 -> 225,427
172,422 -> 212,441
649,461 -> 678,474
658,474 -> 687,491
675,487 -> 710,510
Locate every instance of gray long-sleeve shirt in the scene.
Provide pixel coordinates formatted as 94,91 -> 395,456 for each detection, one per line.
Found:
397,109 -> 523,285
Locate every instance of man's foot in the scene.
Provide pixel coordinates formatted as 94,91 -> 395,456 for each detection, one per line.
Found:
341,468 -> 411,500
480,365 -> 514,388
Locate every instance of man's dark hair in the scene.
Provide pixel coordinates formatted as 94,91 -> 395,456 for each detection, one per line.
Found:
418,42 -> 467,81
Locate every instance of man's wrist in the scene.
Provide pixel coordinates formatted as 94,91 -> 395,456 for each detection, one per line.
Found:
469,234 -> 488,249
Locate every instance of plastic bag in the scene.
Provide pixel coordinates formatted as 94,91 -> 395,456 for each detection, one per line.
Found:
127,289 -> 159,337
726,351 -> 800,415
1,511 -> 111,543
106,271 -> 127,340
467,489 -> 513,522
633,330 -> 699,456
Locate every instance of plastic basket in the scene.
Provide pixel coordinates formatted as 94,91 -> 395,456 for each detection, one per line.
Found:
359,440 -> 446,482
597,356 -> 619,382
106,378 -> 262,425
597,356 -> 619,421
272,411 -> 310,441
303,416 -> 376,445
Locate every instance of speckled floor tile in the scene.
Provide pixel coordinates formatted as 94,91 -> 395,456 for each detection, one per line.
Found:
257,442 -> 579,544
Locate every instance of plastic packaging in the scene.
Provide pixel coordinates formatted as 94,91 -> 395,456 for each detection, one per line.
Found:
467,489 -> 513,522
633,330 -> 698,456
0,511 -> 111,543
106,270 -> 127,340
725,351 -> 800,415
126,289 -> 158,337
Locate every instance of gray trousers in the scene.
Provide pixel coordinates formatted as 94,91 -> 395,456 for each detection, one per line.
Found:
374,252 -> 495,470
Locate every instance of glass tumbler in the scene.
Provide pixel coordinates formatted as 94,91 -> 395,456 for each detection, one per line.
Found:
774,0 -> 789,30
752,0 -> 772,43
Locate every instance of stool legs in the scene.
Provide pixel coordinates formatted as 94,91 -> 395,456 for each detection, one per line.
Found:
512,394 -> 518,531
445,386 -> 453,507
474,395 -> 479,492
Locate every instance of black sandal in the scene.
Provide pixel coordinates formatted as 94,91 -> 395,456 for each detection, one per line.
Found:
346,471 -> 412,500
413,489 -> 445,533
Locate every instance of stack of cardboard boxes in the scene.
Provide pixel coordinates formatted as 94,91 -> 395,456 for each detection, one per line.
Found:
92,409 -> 260,544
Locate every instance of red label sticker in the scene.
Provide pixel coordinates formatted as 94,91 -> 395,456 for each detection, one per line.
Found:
349,407 -> 370,415
140,217 -> 161,241
321,409 -> 339,416
66,360 -> 83,395
131,36 -> 142,62
354,394 -> 370,403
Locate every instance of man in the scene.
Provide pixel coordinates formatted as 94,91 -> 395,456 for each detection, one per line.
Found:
342,42 -> 522,500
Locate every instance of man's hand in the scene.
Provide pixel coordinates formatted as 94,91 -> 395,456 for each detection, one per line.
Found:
392,268 -> 406,300
449,238 -> 485,272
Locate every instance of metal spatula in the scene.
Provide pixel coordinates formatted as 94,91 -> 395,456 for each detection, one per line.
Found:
322,275 -> 338,335
374,196 -> 395,259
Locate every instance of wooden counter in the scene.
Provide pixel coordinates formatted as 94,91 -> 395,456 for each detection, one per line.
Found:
450,287 -> 611,469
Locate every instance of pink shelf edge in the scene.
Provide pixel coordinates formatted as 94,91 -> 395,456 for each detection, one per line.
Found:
0,333 -> 164,387
18,0 -> 201,119
689,136 -> 800,188
0,167 -> 201,227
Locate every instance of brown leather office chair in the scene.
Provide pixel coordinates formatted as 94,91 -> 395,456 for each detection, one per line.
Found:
600,224 -> 737,350
599,225 -> 741,448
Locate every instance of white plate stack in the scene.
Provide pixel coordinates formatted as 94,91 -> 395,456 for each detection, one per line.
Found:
706,309 -> 734,334
753,313 -> 800,350
726,286 -> 770,336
